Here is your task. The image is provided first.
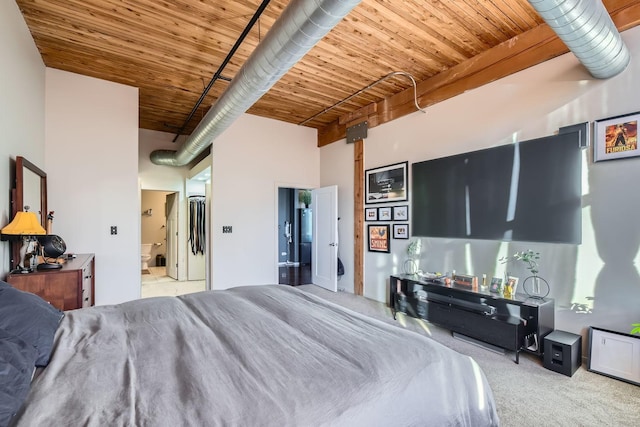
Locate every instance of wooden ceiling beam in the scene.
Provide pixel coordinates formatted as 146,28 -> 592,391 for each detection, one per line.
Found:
318,2 -> 640,147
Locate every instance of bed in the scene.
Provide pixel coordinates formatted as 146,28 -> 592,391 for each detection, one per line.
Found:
2,282 -> 499,426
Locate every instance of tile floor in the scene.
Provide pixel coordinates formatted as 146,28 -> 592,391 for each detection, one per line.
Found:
141,266 -> 206,298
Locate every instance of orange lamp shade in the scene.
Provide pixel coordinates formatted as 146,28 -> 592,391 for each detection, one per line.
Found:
1,211 -> 46,236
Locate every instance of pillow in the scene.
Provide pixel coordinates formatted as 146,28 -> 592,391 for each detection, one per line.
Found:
0,280 -> 64,366
0,328 -> 38,427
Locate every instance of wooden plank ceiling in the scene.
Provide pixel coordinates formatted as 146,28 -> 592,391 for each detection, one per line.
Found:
16,0 -> 640,147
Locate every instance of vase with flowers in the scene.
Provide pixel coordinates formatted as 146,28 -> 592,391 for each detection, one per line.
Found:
500,250 -> 549,298
404,239 -> 421,275
299,190 -> 311,208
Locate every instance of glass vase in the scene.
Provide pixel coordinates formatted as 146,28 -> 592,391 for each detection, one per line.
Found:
523,275 -> 550,299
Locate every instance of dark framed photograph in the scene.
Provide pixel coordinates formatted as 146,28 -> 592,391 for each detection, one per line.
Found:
378,206 -> 392,221
393,205 -> 409,221
393,223 -> 409,239
593,112 -> 639,162
365,207 -> 378,221
489,277 -> 503,293
368,224 -> 390,253
365,161 -> 408,204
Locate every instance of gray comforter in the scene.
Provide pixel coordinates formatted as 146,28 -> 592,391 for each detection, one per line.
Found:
14,285 -> 499,426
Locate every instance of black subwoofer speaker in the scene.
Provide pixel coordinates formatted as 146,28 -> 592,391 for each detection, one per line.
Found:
543,330 -> 582,377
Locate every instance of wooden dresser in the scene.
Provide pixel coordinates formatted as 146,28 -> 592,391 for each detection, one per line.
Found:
6,253 -> 95,311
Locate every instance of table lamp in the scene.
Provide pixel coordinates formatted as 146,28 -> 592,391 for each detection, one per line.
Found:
1,210 -> 46,273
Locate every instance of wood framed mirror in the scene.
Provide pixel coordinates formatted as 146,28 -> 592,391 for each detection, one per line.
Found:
9,156 -> 48,270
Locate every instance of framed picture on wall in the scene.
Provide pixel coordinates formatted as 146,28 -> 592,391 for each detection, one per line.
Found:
378,206 -> 392,221
393,205 -> 409,221
365,207 -> 378,221
393,223 -> 409,239
593,111 -> 640,162
368,224 -> 390,253
365,161 -> 408,204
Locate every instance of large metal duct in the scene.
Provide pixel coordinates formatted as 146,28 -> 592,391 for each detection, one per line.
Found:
528,0 -> 630,79
151,0 -> 362,166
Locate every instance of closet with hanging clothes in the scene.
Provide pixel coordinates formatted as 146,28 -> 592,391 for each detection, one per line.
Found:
189,196 -> 206,256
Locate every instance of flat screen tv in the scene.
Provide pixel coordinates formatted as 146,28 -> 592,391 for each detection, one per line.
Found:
411,131 -> 582,244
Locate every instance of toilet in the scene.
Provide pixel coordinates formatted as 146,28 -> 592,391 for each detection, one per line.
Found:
141,243 -> 153,271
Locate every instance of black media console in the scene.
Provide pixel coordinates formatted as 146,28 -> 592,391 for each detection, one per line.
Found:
390,274 -> 554,363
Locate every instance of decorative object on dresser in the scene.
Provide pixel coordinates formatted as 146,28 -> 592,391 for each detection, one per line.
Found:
403,238 -> 421,274
390,274 -> 554,363
5,254 -> 95,311
489,276 -> 503,294
452,273 -> 477,290
0,209 -> 46,273
500,250 -> 549,298
36,235 -> 67,270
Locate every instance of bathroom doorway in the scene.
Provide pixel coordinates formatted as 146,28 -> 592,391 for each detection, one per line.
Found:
141,190 -> 175,277
277,187 -> 312,285
140,189 -> 207,298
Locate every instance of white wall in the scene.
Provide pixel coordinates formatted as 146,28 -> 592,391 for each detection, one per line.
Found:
211,114 -> 318,289
45,68 -> 139,305
0,1 -> 45,276
321,26 -> 640,338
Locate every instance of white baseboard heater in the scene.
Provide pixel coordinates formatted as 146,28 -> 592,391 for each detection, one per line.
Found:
588,327 -> 640,386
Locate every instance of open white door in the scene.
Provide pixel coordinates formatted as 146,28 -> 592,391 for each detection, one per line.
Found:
311,185 -> 338,292
165,192 -> 179,280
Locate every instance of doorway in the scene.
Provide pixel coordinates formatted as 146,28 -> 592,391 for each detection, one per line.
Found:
140,189 -> 206,297
277,187 -> 312,285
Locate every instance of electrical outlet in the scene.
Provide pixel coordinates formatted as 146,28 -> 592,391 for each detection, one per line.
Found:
222,226 -> 232,233
110,226 -> 117,235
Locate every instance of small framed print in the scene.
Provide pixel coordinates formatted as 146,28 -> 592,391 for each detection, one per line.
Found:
393,205 -> 409,221
504,276 -> 519,299
368,224 -> 390,253
365,207 -> 378,221
593,111 -> 639,162
393,223 -> 409,239
378,207 -> 392,221
489,277 -> 503,293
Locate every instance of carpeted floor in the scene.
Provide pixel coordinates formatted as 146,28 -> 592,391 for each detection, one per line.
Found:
297,285 -> 640,427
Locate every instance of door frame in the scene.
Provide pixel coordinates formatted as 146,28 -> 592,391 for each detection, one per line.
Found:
273,182 -> 316,284
139,187 -> 188,282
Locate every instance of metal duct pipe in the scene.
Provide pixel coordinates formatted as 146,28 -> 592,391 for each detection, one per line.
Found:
151,0 -> 362,166
527,0 -> 630,79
